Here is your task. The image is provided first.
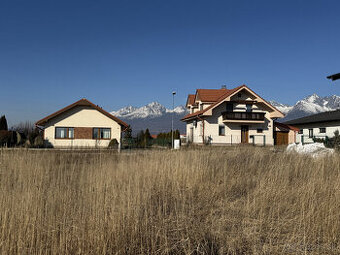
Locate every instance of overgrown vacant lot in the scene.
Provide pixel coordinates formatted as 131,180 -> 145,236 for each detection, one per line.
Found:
0,147 -> 340,254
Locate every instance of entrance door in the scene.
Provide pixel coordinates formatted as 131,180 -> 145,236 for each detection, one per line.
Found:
241,125 -> 249,143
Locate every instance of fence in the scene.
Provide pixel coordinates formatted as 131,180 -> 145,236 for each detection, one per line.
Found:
188,134 -> 267,146
299,135 -> 329,145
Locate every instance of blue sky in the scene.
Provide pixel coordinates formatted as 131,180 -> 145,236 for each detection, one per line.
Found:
1,0 -> 339,126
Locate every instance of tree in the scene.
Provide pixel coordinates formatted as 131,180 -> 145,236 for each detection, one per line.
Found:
0,115 -> 8,131
144,128 -> 152,147
124,125 -> 132,139
136,130 -> 145,148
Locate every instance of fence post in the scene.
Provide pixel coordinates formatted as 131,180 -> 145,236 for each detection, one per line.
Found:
231,134 -> 232,145
263,135 -> 266,146
301,135 -> 304,145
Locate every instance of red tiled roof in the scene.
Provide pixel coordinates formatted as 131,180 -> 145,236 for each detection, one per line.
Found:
196,88 -> 231,102
35,98 -> 129,129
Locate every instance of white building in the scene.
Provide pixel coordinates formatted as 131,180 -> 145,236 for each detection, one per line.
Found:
284,110 -> 340,144
182,85 -> 284,146
35,98 -> 128,148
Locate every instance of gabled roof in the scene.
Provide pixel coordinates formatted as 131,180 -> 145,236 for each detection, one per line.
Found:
284,109 -> 340,125
181,85 -> 284,121
35,98 -> 129,129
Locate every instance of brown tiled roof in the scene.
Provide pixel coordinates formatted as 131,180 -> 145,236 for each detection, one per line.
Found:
182,86 -> 242,121
181,84 -> 283,121
35,98 -> 129,129
275,122 -> 300,132
186,94 -> 196,106
196,88 -> 230,102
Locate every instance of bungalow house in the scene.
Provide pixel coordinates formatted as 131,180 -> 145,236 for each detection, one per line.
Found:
284,109 -> 340,144
35,98 -> 128,148
182,85 -> 284,145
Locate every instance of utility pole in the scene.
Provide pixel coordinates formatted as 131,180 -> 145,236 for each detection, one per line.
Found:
172,91 -> 176,149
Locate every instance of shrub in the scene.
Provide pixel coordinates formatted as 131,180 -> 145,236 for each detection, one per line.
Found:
108,139 -> 119,149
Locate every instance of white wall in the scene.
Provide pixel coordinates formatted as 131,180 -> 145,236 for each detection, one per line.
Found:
43,105 -> 122,148
186,101 -> 275,145
294,121 -> 340,144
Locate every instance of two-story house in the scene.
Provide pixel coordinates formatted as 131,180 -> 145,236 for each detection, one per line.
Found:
182,85 -> 284,145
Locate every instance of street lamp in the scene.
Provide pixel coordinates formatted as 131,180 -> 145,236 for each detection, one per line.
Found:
172,91 -> 176,149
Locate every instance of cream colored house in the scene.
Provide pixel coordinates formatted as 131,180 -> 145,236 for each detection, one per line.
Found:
182,85 -> 284,146
35,98 -> 128,148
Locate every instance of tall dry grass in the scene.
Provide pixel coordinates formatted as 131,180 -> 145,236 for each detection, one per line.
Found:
0,147 -> 339,254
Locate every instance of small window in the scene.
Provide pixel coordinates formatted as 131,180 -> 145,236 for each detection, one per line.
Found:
319,128 -> 326,133
238,93 -> 242,98
298,129 -> 303,134
55,127 -> 74,139
246,104 -> 252,112
219,125 -> 225,136
309,129 -> 313,138
93,128 -> 111,139
257,128 -> 263,133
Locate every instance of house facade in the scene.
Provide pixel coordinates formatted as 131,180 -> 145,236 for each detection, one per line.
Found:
182,85 -> 284,145
35,98 -> 128,148
284,110 -> 340,144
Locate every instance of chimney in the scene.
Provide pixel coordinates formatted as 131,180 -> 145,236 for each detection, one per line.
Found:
221,85 -> 227,89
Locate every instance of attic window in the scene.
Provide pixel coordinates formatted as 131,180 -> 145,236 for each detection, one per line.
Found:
238,93 -> 242,98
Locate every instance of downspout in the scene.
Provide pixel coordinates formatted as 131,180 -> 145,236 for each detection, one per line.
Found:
197,115 -> 205,144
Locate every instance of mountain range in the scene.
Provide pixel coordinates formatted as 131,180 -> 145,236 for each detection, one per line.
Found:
111,94 -> 340,134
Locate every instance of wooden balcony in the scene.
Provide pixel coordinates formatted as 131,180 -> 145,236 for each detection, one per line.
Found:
222,111 -> 265,123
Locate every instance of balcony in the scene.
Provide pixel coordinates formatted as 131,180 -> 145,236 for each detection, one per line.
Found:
222,111 -> 265,123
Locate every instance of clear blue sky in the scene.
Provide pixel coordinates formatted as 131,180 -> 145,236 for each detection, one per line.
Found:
1,0 -> 339,126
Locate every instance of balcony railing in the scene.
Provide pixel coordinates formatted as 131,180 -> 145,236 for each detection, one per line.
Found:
222,111 -> 265,121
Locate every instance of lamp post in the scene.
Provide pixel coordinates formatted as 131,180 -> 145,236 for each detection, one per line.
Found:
172,91 -> 176,149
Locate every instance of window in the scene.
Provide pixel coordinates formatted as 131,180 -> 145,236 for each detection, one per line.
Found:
309,129 -> 313,138
319,128 -> 326,133
257,128 -> 263,133
226,103 -> 233,112
238,93 -> 242,98
93,128 -> 111,139
246,104 -> 252,112
298,129 -> 303,134
55,127 -> 74,139
219,125 -> 225,136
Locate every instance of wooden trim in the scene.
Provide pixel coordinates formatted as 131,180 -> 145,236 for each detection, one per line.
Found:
55,127 -> 74,139
92,127 -> 111,140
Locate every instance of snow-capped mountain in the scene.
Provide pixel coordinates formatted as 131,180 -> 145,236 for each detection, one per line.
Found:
269,101 -> 293,115
273,94 -> 340,121
110,94 -> 340,134
111,102 -> 188,134
111,102 -> 187,119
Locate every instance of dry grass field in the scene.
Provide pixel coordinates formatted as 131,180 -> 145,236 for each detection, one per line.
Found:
0,147 -> 340,254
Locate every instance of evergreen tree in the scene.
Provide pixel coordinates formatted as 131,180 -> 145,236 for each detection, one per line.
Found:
137,130 -> 145,148
0,115 -> 8,131
144,129 -> 152,147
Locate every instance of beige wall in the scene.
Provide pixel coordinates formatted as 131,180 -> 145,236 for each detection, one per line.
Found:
186,101 -> 275,145
43,105 -> 122,148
